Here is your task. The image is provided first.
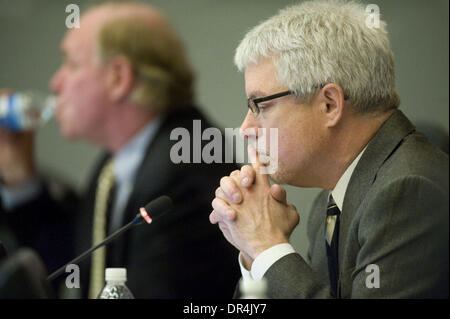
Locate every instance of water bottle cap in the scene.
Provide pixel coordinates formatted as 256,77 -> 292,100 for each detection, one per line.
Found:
105,268 -> 127,282
239,277 -> 267,295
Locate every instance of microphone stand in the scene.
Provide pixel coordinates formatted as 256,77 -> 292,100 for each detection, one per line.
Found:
47,213 -> 143,282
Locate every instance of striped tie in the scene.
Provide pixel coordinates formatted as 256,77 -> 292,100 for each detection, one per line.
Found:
88,159 -> 115,299
326,196 -> 340,245
325,195 -> 341,298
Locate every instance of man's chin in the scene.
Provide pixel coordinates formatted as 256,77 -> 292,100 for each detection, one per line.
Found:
268,170 -> 289,185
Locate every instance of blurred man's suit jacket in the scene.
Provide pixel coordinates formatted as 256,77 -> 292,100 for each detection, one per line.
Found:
1,105 -> 240,298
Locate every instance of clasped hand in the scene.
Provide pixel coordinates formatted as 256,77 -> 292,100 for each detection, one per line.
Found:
209,145 -> 299,269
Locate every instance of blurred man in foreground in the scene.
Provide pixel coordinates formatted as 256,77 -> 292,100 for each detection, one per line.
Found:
0,2 -> 239,298
210,0 -> 448,298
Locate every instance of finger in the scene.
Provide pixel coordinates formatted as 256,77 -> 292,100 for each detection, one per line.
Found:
0,127 -> 33,141
212,197 -> 236,221
215,186 -> 229,201
239,165 -> 256,187
0,89 -> 11,96
230,170 -> 240,178
218,222 -> 228,232
209,210 -> 219,224
288,202 -> 298,213
248,144 -> 270,187
288,203 -> 300,226
220,176 -> 242,204
218,222 -> 231,239
0,128 -> 14,140
229,169 -> 241,186
0,129 -> 8,141
270,184 -> 287,204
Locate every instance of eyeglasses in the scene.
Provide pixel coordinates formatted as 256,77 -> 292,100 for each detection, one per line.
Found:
247,90 -> 294,115
247,84 -> 348,115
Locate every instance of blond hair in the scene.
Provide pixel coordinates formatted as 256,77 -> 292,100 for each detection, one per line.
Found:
96,4 -> 194,111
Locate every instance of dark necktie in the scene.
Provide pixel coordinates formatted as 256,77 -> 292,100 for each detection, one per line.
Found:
325,195 -> 341,298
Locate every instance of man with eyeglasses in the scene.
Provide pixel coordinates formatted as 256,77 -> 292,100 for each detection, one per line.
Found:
210,1 -> 448,298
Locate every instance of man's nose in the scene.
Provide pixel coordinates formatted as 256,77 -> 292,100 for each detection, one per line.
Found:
239,110 -> 259,140
49,67 -> 63,93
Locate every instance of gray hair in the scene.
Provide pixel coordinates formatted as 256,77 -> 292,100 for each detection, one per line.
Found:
234,0 -> 400,113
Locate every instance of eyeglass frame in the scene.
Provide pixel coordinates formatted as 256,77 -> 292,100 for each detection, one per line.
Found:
247,84 -> 348,115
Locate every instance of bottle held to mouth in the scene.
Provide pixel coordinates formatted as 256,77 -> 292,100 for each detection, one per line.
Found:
0,91 -> 56,131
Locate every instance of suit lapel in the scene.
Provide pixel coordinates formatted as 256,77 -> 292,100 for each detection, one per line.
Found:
309,191 -> 333,281
115,106 -> 203,265
338,110 -> 416,263
107,115 -> 173,267
123,116 -> 173,222
122,105 -> 201,221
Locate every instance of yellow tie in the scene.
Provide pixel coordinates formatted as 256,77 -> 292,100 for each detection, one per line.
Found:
88,159 -> 115,299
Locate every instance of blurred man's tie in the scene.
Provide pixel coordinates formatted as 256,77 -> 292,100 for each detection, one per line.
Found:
88,159 -> 115,299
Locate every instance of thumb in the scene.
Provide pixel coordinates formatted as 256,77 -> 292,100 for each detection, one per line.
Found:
248,144 -> 270,187
0,89 -> 12,96
270,184 -> 287,204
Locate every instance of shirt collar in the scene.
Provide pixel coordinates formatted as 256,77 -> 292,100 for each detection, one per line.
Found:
330,146 -> 367,211
112,116 -> 163,185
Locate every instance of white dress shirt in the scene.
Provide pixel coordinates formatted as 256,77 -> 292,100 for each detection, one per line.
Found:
239,147 -> 367,280
108,116 -> 162,232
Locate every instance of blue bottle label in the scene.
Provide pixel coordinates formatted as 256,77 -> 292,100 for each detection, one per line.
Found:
0,94 -> 24,131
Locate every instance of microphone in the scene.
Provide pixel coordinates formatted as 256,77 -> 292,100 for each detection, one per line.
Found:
47,195 -> 173,282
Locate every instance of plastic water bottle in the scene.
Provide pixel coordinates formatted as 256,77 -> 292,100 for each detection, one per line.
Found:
98,268 -> 135,299
239,277 -> 268,299
0,91 -> 56,131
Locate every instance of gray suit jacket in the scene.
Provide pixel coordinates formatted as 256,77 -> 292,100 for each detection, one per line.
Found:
264,110 -> 449,298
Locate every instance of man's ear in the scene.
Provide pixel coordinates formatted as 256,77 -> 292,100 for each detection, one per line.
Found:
105,56 -> 135,103
318,83 -> 346,128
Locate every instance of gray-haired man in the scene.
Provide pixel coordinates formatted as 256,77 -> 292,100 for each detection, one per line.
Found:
210,0 -> 448,298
